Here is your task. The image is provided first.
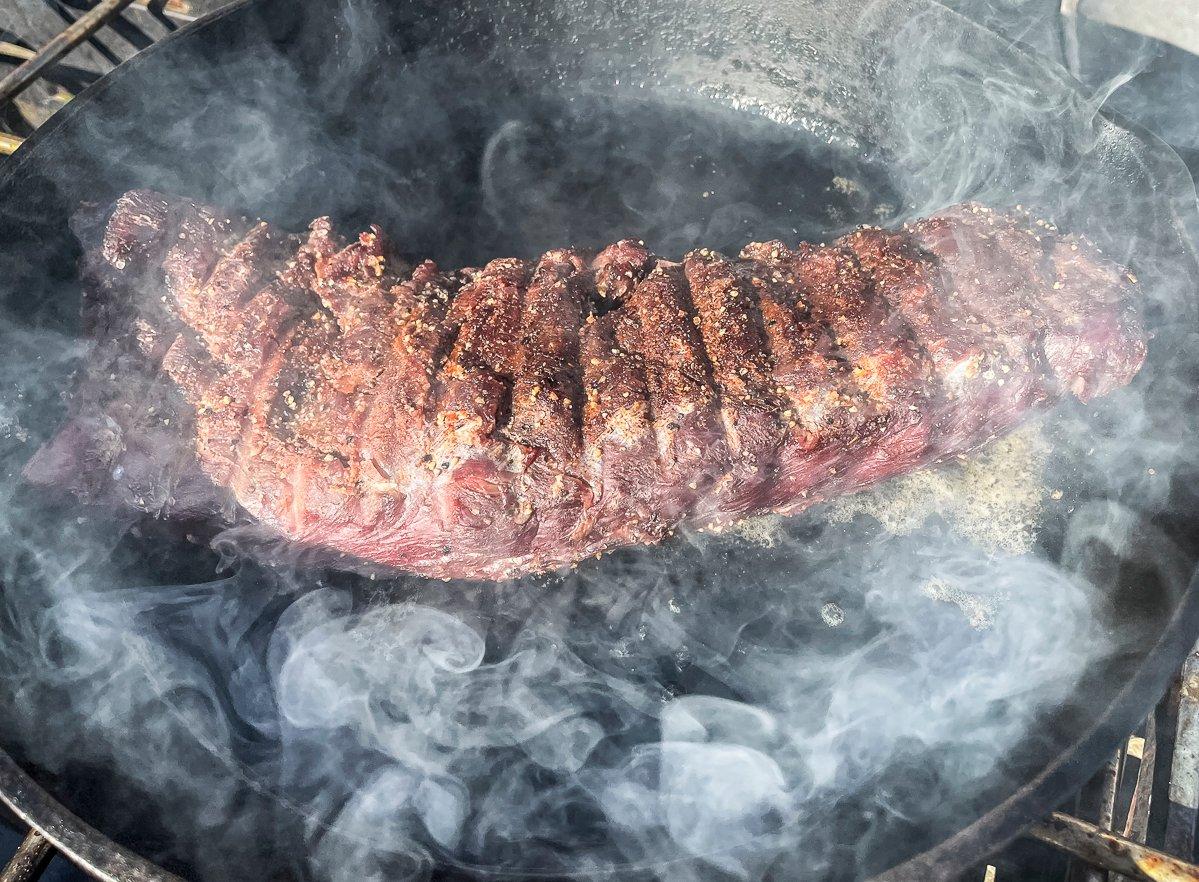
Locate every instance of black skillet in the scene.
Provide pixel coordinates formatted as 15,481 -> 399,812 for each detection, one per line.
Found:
1,0 -> 1198,880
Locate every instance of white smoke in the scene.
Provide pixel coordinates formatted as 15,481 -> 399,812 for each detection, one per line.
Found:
0,0 -> 1197,880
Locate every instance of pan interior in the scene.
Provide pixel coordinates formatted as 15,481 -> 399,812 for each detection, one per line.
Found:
0,1 -> 1197,881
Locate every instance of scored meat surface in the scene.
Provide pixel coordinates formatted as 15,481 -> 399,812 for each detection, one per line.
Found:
25,190 -> 1147,580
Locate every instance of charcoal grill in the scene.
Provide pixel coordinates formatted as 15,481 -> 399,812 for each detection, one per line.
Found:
2,1 -> 1199,880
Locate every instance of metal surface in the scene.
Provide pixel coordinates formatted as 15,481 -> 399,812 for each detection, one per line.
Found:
0,752 -> 180,882
1077,0 -> 1199,56
1165,646 -> 1199,858
0,0 -> 138,107
872,565 -> 1199,882
0,1 -> 1197,881
1030,812 -> 1199,882
0,829 -> 54,882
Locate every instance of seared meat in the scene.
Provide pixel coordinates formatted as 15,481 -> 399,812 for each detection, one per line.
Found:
25,190 -> 1147,580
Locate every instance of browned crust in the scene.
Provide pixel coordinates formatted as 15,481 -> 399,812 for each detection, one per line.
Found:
506,249 -> 589,464
622,261 -> 728,505
40,190 -> 1146,580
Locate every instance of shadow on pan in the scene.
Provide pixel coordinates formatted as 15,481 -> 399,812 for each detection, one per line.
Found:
0,0 -> 1198,880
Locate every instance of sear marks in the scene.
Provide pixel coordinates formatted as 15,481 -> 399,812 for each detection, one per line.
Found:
579,307 -> 662,546
505,249 -> 592,562
682,249 -> 785,517
792,242 -> 929,412
435,257 -> 529,445
743,238 -> 934,492
593,238 -> 655,303
29,189 -> 1149,581
507,249 -> 588,466
622,261 -> 727,516
740,241 -> 876,513
844,224 -> 1018,448
1041,233 -> 1146,401
358,260 -> 462,484
424,257 -> 532,564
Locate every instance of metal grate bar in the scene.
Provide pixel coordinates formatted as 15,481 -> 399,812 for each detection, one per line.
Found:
1029,812 -> 1199,882
0,829 -> 53,882
0,0 -> 136,107
1165,648 -> 1199,860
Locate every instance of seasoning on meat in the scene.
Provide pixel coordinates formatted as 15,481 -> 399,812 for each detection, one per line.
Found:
25,190 -> 1148,580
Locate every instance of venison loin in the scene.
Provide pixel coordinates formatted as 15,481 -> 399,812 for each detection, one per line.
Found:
26,190 -> 1146,579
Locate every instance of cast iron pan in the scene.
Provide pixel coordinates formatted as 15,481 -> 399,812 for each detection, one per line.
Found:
0,0 -> 1198,880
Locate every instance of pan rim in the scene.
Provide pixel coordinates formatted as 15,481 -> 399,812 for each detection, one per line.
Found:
1,1 -> 1198,880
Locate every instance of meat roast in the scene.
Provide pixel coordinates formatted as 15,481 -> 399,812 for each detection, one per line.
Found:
25,190 -> 1147,579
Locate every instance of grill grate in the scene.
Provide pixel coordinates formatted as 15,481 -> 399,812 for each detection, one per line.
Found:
971,639 -> 1199,881
0,0 -> 194,155
1,2 -> 1198,880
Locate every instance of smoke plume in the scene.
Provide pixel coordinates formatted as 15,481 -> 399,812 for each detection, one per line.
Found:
0,0 -> 1197,880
